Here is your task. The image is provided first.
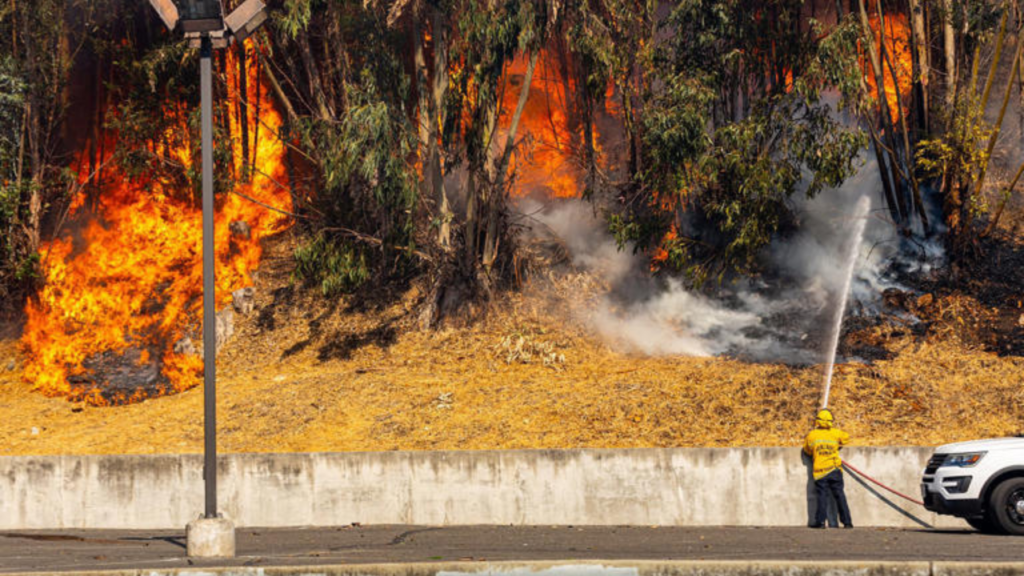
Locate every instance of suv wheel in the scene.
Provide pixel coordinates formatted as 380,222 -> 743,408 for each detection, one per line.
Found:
990,477 -> 1024,536
965,515 -> 1004,534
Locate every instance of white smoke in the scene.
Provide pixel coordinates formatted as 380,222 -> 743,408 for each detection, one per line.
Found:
521,153 -> 942,363
590,282 -> 762,356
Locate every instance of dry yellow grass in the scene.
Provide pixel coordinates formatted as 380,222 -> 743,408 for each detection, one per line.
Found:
2,286 -> 1022,455
2,230 -> 1022,456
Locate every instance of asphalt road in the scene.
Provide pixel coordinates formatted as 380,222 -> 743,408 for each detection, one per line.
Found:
1,525 -> 1021,574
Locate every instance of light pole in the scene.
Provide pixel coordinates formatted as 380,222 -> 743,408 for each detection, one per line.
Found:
147,0 -> 267,559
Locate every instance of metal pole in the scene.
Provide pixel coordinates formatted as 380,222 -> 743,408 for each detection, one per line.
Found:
200,34 -> 218,519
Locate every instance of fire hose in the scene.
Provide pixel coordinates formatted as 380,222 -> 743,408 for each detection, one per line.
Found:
843,460 -> 925,507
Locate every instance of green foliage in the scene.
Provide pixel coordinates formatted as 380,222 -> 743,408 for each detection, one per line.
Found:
268,2 -> 422,284
0,56 -> 34,305
275,0 -> 316,39
293,234 -> 369,297
298,70 -> 418,255
103,39 -> 217,201
699,99 -> 865,275
453,0 -> 548,169
609,0 -> 866,285
13,251 -> 39,282
0,56 -> 24,182
798,18 -> 864,110
918,98 -> 993,218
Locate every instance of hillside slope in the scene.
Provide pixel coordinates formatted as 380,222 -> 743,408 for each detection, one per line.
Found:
1,231 -> 1023,455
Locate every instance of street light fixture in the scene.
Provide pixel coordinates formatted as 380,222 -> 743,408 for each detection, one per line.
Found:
146,0 -> 268,560
225,0 -> 268,43
177,0 -> 225,33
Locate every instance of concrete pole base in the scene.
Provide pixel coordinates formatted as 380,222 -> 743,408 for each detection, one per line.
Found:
186,515 -> 235,558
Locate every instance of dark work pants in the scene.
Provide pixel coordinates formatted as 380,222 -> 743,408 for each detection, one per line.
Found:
814,469 -> 852,527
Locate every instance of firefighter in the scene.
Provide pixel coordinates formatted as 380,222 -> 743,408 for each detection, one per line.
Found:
803,408 -> 853,529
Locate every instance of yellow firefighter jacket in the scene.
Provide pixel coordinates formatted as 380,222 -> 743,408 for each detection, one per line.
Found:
803,427 -> 850,480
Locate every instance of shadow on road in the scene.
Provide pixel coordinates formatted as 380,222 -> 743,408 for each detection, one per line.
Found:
122,535 -> 187,550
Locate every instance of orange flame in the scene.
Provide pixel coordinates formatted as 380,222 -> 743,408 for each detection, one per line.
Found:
649,190 -> 681,271
863,13 -> 913,120
501,52 -> 602,199
21,45 -> 291,405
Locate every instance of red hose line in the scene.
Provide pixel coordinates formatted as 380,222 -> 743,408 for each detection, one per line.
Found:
843,461 -> 925,506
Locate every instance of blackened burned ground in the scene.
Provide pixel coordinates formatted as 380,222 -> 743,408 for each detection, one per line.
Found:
953,234 -> 1024,356
70,345 -> 167,403
0,525 -> 1021,573
882,232 -> 1024,358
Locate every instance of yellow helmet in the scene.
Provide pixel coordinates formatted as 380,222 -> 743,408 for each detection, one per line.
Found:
815,409 -> 834,429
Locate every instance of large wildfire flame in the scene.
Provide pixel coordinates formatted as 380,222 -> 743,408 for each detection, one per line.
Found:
22,46 -> 290,405
501,51 -> 606,199
864,13 -> 913,120
498,51 -> 678,268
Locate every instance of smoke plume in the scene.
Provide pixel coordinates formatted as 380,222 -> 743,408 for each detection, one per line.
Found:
522,155 -> 942,364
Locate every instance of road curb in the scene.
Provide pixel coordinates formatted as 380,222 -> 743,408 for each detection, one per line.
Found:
5,559 -> 1024,576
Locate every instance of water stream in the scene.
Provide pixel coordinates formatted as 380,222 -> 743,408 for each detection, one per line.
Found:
819,195 -> 871,409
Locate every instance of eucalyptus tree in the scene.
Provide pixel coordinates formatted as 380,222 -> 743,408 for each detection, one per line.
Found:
0,0 -> 106,310
604,0 -> 866,285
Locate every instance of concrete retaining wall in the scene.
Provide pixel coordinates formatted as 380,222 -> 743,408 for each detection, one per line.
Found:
0,447 -> 958,529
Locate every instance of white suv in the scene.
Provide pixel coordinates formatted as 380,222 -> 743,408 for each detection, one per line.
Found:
921,437 -> 1024,534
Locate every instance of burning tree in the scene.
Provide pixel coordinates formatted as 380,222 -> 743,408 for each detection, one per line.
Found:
604,0 -> 868,284
269,0 -> 554,320
0,0 -> 96,309
11,1 -> 293,403
2,0 -> 1023,404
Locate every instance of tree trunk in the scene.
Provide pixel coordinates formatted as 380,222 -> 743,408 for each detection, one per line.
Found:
430,7 -> 452,250
877,1 -> 928,231
260,55 -> 299,124
237,43 -> 250,182
483,51 -> 538,273
415,13 -> 453,251
464,168 -> 478,270
23,12 -> 41,252
942,0 -> 957,108
414,17 -> 431,176
251,46 -> 261,177
908,0 -> 929,133
87,57 -> 101,209
298,32 -> 332,121
858,0 -> 907,227
870,130 -> 901,225
973,41 -> 1022,206
465,97 -> 498,273
979,7 -> 1009,110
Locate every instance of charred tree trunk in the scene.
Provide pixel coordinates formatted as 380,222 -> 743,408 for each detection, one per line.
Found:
858,0 -> 908,229
251,46 -> 260,178
581,86 -> 597,194
877,0 -> 928,231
